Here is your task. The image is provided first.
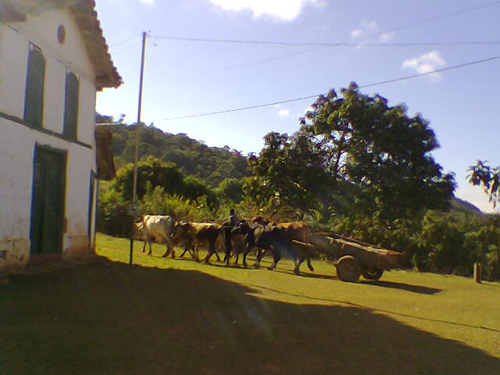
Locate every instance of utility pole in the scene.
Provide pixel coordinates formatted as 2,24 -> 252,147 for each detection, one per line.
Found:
129,31 -> 147,265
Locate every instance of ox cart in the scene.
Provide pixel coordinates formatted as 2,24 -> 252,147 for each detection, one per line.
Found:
309,233 -> 405,282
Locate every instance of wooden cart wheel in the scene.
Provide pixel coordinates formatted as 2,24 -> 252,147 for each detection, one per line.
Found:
362,267 -> 384,281
335,255 -> 361,282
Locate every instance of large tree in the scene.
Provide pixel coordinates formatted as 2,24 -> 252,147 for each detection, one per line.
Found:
248,131 -> 332,213
250,83 -> 456,220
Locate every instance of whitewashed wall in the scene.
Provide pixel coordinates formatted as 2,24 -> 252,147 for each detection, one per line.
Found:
0,8 -> 100,267
0,25 -> 28,118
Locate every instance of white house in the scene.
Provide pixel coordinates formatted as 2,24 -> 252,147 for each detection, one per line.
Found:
0,0 -> 121,270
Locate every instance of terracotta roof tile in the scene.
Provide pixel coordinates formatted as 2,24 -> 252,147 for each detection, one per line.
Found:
70,1 -> 122,89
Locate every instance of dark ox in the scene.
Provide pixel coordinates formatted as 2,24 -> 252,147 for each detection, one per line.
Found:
237,221 -> 314,275
227,231 -> 247,265
251,219 -> 310,243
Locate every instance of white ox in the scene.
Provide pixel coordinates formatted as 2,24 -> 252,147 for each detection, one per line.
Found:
135,215 -> 176,258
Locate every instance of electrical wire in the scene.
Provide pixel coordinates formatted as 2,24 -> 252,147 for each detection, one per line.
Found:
113,42 -> 141,56
150,36 -> 500,48
380,0 -> 500,36
182,46 -> 324,79
109,34 -> 141,48
153,55 -> 500,122
152,0 -> 500,48
149,0 -> 500,80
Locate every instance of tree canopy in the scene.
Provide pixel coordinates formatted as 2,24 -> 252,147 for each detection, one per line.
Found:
112,156 -> 216,205
468,160 -> 500,208
249,83 -> 456,220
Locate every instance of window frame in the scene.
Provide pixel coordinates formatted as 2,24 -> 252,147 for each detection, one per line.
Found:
24,46 -> 46,128
63,72 -> 80,140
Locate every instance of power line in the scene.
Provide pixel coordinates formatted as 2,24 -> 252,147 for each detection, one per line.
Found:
153,1 -> 500,48
108,34 -> 144,57
150,35 -> 500,48
154,55 -> 500,122
360,55 -> 500,88
182,46 -> 325,79
113,42 -> 141,56
109,34 -> 141,48
382,0 -> 500,36
150,1 -> 500,80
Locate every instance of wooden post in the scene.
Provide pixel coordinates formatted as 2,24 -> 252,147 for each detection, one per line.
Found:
131,31 -> 147,207
129,237 -> 134,265
474,262 -> 481,284
129,31 -> 147,266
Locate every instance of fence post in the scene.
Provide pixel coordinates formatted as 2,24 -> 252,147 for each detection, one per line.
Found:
474,263 -> 482,284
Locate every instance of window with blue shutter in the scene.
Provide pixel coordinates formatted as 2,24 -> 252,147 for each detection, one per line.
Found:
24,48 -> 45,128
63,72 -> 79,140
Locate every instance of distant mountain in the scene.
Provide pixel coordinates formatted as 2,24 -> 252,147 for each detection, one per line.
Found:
450,197 -> 483,215
105,123 -> 251,187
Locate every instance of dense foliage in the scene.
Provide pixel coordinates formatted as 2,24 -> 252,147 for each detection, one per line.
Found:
468,160 -> 500,208
248,83 -> 456,221
112,156 -> 217,205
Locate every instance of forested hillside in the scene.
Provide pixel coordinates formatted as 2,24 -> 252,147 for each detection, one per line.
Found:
105,122 -> 250,187
451,197 -> 483,215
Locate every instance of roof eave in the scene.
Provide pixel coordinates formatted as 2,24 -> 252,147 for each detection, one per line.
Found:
70,1 -> 122,89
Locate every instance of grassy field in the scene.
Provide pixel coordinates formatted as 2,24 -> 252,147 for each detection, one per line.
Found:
1,233 -> 499,375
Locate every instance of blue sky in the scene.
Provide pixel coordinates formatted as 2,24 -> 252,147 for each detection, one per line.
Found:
95,0 -> 500,213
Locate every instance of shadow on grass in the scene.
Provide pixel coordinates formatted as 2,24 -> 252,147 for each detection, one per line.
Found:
1,259 -> 499,375
271,267 -> 336,280
241,282 -> 500,334
360,280 -> 442,295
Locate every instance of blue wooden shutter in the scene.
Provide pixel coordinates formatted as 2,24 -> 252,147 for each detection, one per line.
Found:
24,48 -> 45,128
64,72 -> 79,139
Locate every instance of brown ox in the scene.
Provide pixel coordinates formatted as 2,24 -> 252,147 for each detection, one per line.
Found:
174,222 -> 225,263
277,222 -> 310,243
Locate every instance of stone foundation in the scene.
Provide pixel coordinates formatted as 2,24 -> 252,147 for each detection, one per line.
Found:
0,238 -> 29,272
64,235 -> 91,259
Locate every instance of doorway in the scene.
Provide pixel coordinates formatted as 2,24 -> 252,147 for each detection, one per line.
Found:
30,145 -> 67,255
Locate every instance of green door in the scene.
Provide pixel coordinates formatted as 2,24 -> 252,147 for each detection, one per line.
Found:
30,146 -> 67,255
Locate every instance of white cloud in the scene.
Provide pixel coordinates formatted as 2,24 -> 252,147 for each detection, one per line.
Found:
209,0 -> 324,21
350,20 -> 378,39
350,29 -> 363,39
402,51 -> 446,80
379,31 -> 395,43
139,0 -> 154,4
278,108 -> 290,117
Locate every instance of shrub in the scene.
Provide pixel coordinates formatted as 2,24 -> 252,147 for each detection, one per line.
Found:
97,189 -> 134,237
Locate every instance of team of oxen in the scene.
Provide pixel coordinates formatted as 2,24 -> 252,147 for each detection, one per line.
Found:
134,215 -> 316,275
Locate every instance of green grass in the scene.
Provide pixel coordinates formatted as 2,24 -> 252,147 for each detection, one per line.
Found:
1,232 -> 499,375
